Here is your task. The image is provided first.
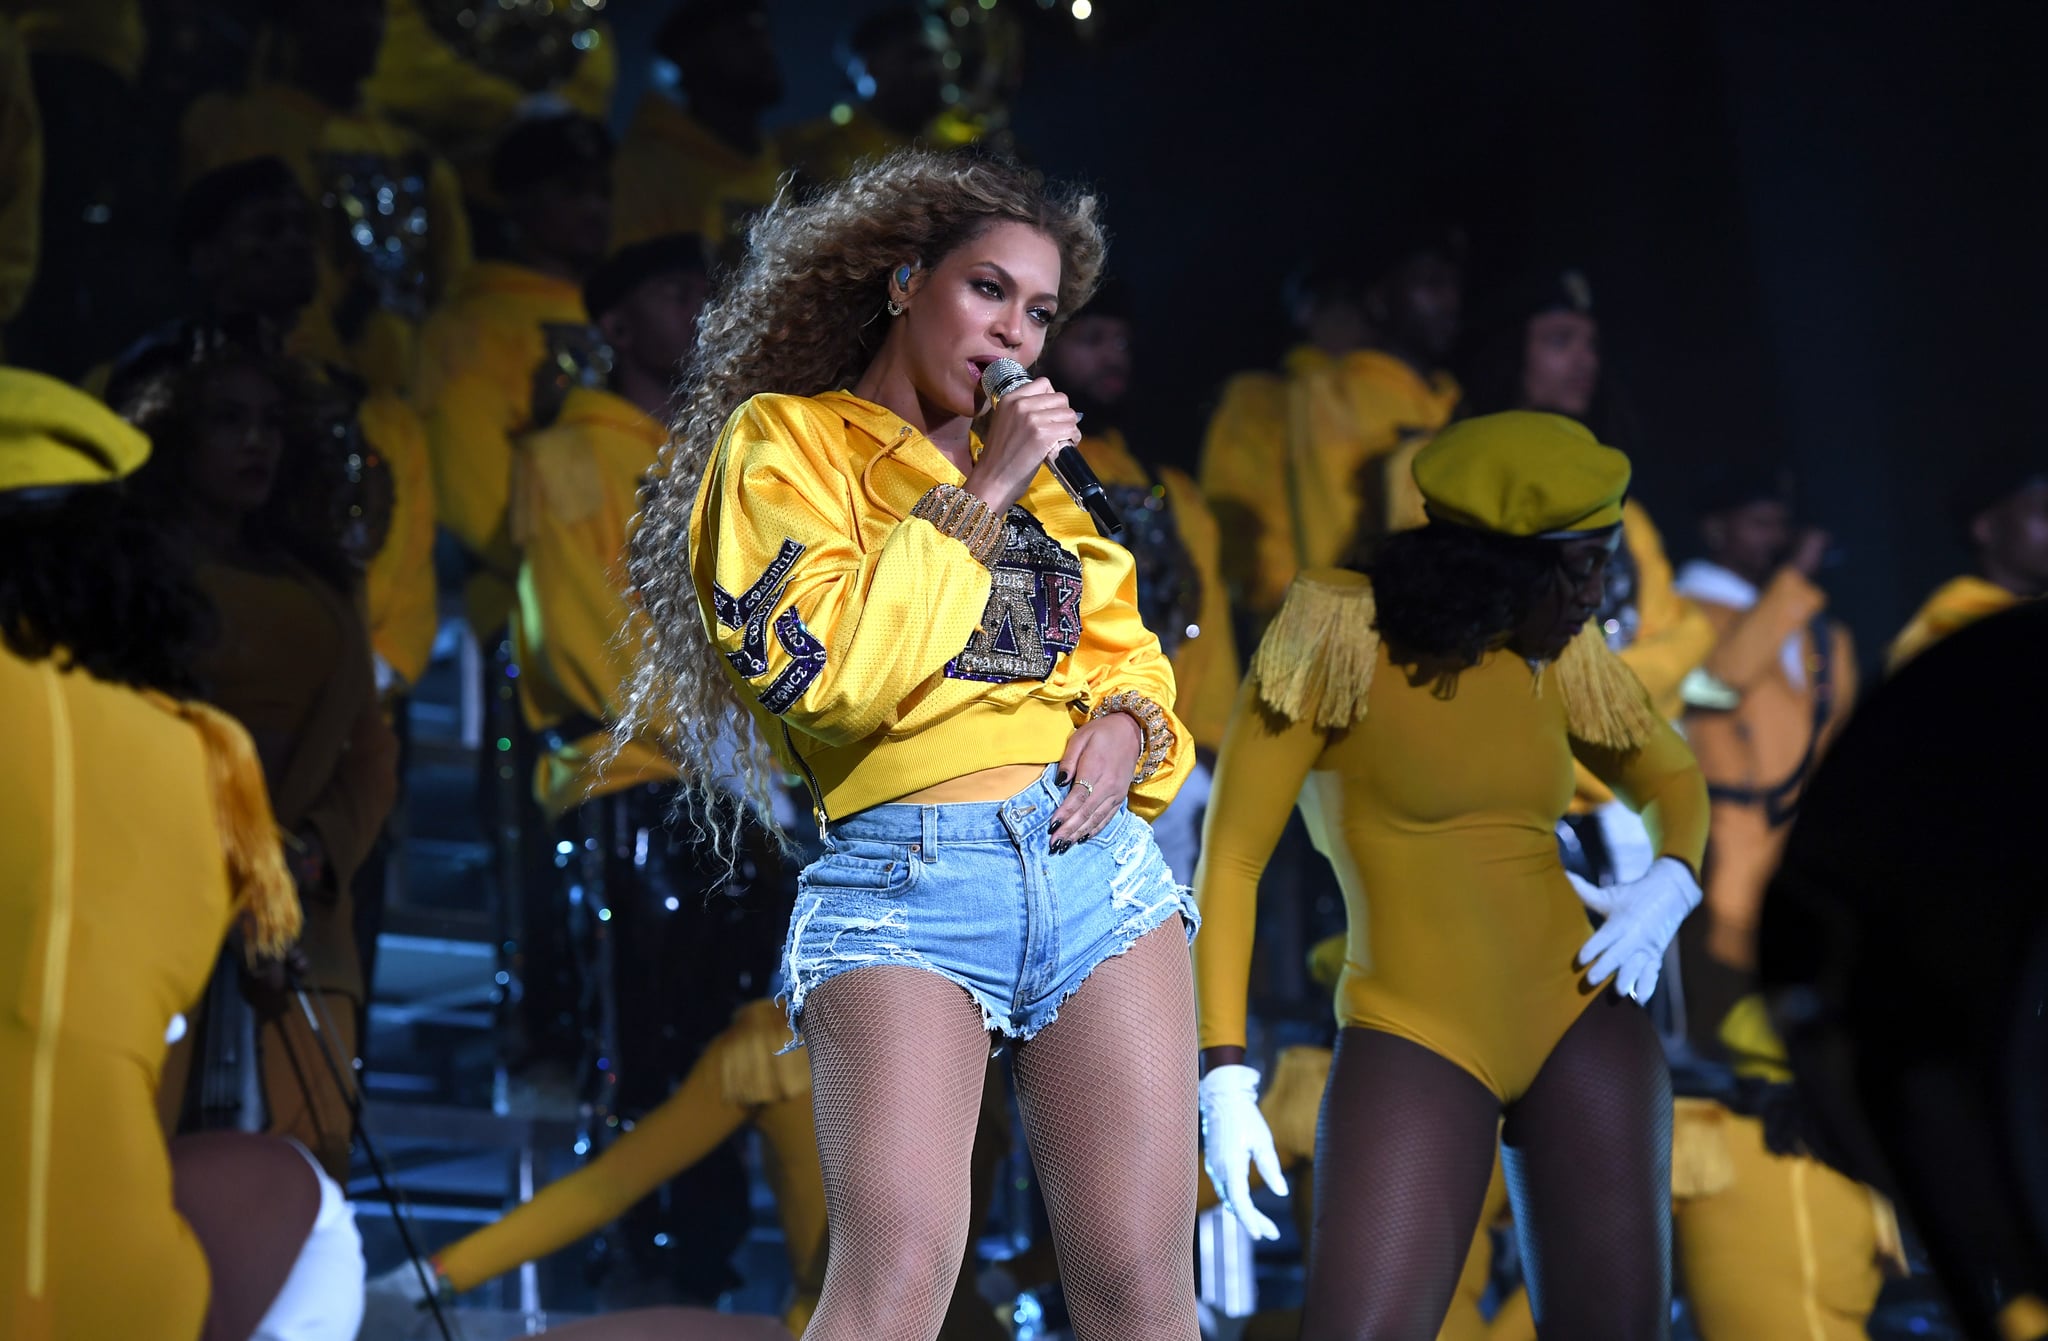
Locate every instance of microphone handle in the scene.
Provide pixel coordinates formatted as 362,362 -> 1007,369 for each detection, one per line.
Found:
1049,446 -> 1125,541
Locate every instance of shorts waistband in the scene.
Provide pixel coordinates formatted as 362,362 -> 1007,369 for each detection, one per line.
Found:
826,763 -> 1063,848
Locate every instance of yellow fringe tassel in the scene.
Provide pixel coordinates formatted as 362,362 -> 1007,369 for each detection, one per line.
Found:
143,692 -> 301,961
1250,573 -> 1379,729
1546,621 -> 1662,751
719,998 -> 813,1107
1670,1097 -> 1737,1198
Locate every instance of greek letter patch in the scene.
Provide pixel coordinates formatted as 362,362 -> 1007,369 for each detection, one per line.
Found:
945,509 -> 1085,683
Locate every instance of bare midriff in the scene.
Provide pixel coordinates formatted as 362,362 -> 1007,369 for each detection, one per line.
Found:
894,763 -> 1049,806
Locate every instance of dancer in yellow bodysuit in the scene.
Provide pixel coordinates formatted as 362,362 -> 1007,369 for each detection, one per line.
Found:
0,369 -> 308,1340
1196,411 -> 1708,1339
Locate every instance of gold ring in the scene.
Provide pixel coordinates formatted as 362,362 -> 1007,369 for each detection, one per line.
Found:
1078,779 -> 1094,794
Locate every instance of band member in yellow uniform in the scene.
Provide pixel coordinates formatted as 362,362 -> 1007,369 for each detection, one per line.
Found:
1196,412 -> 1709,1339
121,345 -> 399,1181
613,0 -> 785,258
1199,240 -> 1463,623
1889,458 -> 2047,670
414,113 -> 610,636
180,0 -> 470,399
102,159 -> 439,696
619,150 -> 1199,1341
1670,471 -> 1908,1338
1050,276 -> 1236,883
0,368 -> 339,1341
1675,472 -> 1856,991
362,0 -> 615,198
510,233 -> 709,822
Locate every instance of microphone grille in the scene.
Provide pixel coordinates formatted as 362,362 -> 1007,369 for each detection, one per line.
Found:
980,358 -> 1031,400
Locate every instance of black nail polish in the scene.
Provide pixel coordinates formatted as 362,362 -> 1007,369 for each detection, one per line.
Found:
1051,839 -> 1071,855
1049,819 -> 1062,833
1055,770 -> 1069,786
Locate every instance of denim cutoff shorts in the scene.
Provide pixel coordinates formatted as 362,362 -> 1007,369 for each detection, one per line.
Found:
779,764 -> 1198,1044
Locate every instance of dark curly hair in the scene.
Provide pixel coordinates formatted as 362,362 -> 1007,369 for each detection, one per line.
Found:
0,485 -> 214,698
1366,522 -> 1565,667
116,342 -> 359,595
616,147 -> 1106,855
1460,300 -> 1643,452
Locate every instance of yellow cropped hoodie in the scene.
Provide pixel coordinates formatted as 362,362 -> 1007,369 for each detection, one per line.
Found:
691,389 -> 1193,826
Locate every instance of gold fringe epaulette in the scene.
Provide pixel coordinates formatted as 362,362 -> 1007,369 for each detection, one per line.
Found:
144,692 -> 301,961
1251,571 -> 1379,729
1547,622 -> 1662,752
719,998 -> 813,1107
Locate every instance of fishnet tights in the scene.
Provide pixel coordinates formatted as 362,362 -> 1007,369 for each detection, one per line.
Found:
798,919 -> 1199,1341
1501,995 -> 1672,1339
799,965 -> 994,1340
1011,919 -> 1200,1340
1302,997 -> 1672,1340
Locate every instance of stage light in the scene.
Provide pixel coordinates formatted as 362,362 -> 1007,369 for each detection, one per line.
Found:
1072,0 -> 1093,18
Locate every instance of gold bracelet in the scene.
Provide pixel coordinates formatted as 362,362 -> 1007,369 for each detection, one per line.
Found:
1092,690 -> 1176,784
911,484 -> 1006,567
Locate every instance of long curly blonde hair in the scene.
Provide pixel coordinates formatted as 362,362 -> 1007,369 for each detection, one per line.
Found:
614,149 -> 1108,857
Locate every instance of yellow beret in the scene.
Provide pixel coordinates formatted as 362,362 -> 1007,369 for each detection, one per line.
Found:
1413,410 -> 1629,537
0,367 -> 152,493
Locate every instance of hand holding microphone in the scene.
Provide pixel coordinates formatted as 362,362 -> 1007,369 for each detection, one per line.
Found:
973,358 -> 1125,539
963,364 -> 1079,516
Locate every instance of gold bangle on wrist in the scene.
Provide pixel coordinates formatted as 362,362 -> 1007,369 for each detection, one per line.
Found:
1092,690 -> 1175,784
911,484 -> 1006,567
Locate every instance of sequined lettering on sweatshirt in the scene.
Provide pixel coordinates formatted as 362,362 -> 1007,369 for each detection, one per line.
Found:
714,538 -> 806,678
946,509 -> 1085,683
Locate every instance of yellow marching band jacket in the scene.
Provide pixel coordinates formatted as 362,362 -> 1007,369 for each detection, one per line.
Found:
691,391 -> 1192,827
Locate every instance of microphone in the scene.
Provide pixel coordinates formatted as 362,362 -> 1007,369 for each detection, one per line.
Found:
980,358 -> 1125,541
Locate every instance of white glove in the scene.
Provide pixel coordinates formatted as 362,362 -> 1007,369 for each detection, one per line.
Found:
1197,1064 -> 1289,1241
1570,856 -> 1702,1003
360,1261 -> 451,1339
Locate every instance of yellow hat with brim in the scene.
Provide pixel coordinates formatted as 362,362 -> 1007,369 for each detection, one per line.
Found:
0,367 -> 152,494
1413,410 -> 1629,538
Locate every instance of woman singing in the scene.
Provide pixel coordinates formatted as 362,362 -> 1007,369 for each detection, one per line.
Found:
1194,412 -> 1709,1339
618,150 -> 1199,1341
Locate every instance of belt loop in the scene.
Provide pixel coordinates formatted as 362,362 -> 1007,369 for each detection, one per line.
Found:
920,805 -> 938,863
